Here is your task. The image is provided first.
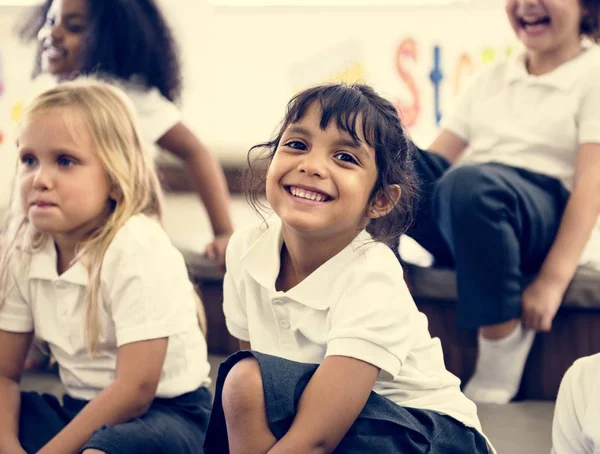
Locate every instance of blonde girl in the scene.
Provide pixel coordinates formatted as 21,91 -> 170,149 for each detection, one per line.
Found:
0,79 -> 211,454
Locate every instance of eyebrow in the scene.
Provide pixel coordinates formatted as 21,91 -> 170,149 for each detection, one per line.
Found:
284,124 -> 372,161
286,125 -> 364,149
48,12 -> 88,21
63,13 -> 88,21
18,147 -> 82,157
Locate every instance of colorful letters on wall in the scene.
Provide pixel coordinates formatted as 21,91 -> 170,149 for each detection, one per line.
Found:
394,37 -> 514,130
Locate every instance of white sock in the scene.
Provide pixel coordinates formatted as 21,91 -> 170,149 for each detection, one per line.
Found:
463,323 -> 535,404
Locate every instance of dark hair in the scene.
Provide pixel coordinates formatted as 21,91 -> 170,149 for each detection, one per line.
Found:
581,0 -> 600,41
19,0 -> 182,102
244,83 -> 417,245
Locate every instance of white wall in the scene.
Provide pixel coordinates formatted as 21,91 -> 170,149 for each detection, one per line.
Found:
0,0 -> 516,211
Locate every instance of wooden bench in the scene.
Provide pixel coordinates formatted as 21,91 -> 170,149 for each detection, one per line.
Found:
184,249 -> 600,400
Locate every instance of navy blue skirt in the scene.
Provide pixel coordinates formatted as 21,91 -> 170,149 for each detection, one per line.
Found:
19,387 -> 212,454
204,351 -> 489,453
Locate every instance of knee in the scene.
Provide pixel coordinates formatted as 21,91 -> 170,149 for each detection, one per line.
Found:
435,165 -> 507,216
222,358 -> 264,421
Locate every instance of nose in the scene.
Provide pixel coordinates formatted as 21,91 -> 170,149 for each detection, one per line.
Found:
519,0 -> 540,8
298,149 -> 329,178
49,23 -> 64,42
32,166 -> 52,191
38,21 -> 62,44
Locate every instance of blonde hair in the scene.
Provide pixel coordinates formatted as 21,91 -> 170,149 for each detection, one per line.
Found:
0,79 -> 206,354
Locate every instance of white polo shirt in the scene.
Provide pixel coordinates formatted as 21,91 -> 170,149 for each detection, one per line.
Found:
443,45 -> 600,267
115,77 -> 181,158
0,214 -> 210,400
224,219 -> 489,442
552,354 -> 600,454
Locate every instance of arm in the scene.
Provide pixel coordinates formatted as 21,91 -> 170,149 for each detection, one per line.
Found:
428,129 -> 468,164
0,330 -> 32,454
522,144 -> 600,331
158,122 -> 234,266
38,338 -> 168,454
268,356 -> 379,454
239,340 -> 251,350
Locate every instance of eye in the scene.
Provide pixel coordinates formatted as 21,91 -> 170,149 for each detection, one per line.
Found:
20,154 -> 37,167
66,23 -> 86,33
284,140 -> 307,151
334,152 -> 359,165
57,156 -> 76,167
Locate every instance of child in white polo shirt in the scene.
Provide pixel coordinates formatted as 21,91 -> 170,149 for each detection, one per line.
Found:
0,80 -> 211,453
405,0 -> 600,404
19,0 -> 233,266
203,84 -> 494,453
551,353 -> 600,453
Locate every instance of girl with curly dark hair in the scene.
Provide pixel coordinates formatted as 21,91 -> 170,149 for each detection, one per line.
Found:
20,0 -> 233,267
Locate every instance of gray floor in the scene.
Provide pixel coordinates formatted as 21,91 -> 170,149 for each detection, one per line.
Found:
21,354 -> 554,454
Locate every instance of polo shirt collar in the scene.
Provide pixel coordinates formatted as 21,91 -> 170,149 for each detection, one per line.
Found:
241,219 -> 373,310
28,238 -> 89,286
505,47 -> 596,91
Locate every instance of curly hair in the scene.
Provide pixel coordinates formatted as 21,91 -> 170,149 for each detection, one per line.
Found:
19,0 -> 182,102
581,0 -> 600,41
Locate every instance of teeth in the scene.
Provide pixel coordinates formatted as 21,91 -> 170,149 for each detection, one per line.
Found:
289,186 -> 327,202
521,17 -> 549,26
45,47 -> 65,59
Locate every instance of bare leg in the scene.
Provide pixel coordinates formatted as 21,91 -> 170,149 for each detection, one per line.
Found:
222,358 -> 278,454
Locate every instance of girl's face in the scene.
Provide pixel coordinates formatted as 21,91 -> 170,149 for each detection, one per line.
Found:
38,0 -> 90,79
265,103 -> 379,243
18,111 -> 113,246
505,0 -> 583,58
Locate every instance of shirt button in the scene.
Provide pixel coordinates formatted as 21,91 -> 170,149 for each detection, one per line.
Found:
280,319 -> 290,330
54,280 -> 66,289
273,299 -> 282,305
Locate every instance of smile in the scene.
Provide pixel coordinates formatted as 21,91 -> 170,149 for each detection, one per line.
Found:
42,46 -> 67,59
518,16 -> 551,28
285,186 -> 332,203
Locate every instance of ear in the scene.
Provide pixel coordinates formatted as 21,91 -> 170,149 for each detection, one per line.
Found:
109,182 -> 120,202
367,184 -> 401,219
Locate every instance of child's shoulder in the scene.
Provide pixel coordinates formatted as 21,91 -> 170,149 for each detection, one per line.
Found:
104,214 -> 175,263
578,45 -> 600,78
338,235 -> 406,289
566,353 -> 600,386
112,76 -> 176,109
228,220 -> 275,257
455,56 -> 516,96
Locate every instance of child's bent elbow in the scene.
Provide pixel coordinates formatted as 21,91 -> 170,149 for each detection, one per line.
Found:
115,380 -> 157,417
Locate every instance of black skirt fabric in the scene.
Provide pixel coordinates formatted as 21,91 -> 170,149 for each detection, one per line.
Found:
204,351 -> 489,453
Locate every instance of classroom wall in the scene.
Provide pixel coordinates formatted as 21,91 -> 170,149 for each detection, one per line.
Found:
0,0 -> 516,211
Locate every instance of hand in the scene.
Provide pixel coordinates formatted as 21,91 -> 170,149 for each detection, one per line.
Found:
521,276 -> 566,332
204,232 -> 232,270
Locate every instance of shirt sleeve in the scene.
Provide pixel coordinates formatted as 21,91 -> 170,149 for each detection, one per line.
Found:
0,260 -> 33,333
578,65 -> 600,144
106,240 -> 197,347
122,84 -> 181,144
551,358 -> 592,454
440,67 -> 482,143
326,266 -> 416,381
222,232 -> 249,342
